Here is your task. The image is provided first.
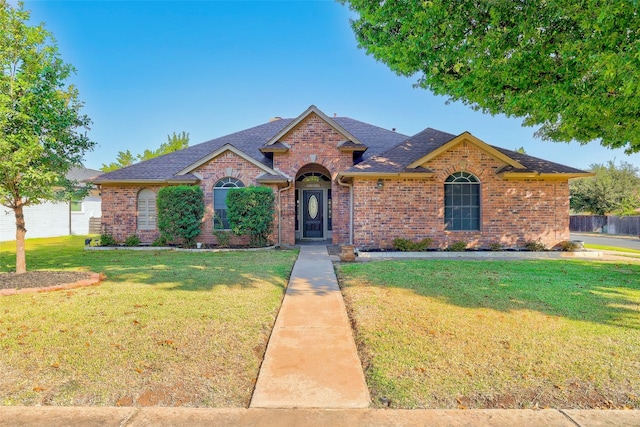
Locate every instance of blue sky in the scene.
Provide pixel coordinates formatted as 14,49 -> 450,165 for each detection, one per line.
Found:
23,0 -> 640,171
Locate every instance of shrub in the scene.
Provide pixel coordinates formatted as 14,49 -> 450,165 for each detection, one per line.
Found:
157,185 -> 205,248
524,239 -> 546,251
151,236 -> 167,247
213,230 -> 232,248
557,240 -> 581,252
99,225 -> 118,246
488,242 -> 504,251
447,240 -> 468,252
124,234 -> 140,247
99,233 -> 118,246
227,186 -> 275,247
392,237 -> 432,251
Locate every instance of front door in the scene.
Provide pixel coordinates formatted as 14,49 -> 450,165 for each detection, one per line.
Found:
303,190 -> 323,238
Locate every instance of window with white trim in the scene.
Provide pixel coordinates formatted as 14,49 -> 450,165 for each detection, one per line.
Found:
137,189 -> 157,230
214,177 -> 244,229
444,172 -> 480,231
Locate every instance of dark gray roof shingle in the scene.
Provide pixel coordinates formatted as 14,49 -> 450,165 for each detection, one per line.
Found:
93,116 -> 408,183
348,127 -> 455,173
93,112 -> 587,183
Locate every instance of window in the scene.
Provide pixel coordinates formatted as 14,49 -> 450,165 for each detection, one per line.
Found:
444,172 -> 480,231
70,201 -> 82,212
214,177 -> 244,229
137,189 -> 157,231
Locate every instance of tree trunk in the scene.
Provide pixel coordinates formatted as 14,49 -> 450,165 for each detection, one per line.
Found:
14,202 -> 27,274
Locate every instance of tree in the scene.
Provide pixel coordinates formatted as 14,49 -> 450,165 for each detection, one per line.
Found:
101,131 -> 189,171
0,1 -> 94,273
570,161 -> 640,215
100,150 -> 135,172
342,0 -> 640,153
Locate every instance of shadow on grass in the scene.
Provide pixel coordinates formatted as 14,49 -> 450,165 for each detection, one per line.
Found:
0,236 -> 296,292
338,259 -> 640,329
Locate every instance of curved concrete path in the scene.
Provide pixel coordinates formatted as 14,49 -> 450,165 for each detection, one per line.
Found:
250,245 -> 370,408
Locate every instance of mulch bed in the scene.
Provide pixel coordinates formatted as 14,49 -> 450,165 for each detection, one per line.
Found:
0,271 -> 102,295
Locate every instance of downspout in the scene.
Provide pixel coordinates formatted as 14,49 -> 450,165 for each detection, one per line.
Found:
277,180 -> 292,247
337,176 -> 353,245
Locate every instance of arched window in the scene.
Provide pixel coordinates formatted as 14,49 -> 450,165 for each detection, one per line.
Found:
444,172 -> 480,231
137,189 -> 156,231
214,177 -> 244,229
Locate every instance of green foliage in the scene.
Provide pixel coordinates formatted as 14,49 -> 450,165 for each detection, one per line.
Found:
0,1 -> 95,272
524,240 -> 546,252
488,242 -> 504,251
447,241 -> 467,252
570,160 -> 640,215
101,131 -> 189,172
99,232 -> 118,247
226,186 -> 275,247
343,0 -> 640,152
392,237 -> 432,252
213,230 -> 232,248
156,185 -> 204,247
124,234 -> 140,247
100,150 -> 136,172
151,235 -> 167,247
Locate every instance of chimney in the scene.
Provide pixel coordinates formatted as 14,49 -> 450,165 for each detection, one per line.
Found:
269,116 -> 282,122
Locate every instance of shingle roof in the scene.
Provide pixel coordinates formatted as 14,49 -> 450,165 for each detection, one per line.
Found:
348,127 -> 456,173
93,109 -> 587,183
93,116 -> 408,183
491,146 -> 589,174
67,166 -> 102,182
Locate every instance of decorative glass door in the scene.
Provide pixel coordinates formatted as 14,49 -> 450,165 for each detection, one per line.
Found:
302,190 -> 323,238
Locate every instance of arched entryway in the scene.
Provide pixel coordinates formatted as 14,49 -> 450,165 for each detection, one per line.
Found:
295,164 -> 332,241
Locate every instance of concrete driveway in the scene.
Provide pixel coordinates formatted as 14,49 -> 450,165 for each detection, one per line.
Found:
571,233 -> 640,251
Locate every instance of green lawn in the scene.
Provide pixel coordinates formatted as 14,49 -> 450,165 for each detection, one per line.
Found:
0,236 -> 298,407
338,259 -> 640,409
584,243 -> 640,256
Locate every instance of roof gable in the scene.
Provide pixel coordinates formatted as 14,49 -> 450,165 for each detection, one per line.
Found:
176,144 -> 279,176
407,132 -> 525,169
263,105 -> 365,148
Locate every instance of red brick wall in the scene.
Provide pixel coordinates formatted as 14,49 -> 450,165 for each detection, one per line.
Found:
100,184 -> 164,243
353,141 -> 570,249
273,113 -> 356,245
101,127 -> 570,250
100,151 -> 279,245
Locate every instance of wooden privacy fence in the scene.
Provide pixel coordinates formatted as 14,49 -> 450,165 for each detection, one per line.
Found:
570,215 -> 640,236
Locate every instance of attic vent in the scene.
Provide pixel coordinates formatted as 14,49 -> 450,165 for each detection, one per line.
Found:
269,117 -> 282,122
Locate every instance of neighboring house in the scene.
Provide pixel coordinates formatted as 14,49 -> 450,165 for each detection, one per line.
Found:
93,105 -> 590,249
0,167 -> 102,242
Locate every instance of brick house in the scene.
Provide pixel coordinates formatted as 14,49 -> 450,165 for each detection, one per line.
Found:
93,105 -> 590,249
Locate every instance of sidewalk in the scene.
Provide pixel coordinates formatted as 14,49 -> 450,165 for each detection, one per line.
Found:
250,245 -> 370,408
2,406 -> 639,426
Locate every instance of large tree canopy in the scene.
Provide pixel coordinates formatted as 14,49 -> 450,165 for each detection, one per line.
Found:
342,0 -> 640,152
570,160 -> 640,215
0,1 -> 94,272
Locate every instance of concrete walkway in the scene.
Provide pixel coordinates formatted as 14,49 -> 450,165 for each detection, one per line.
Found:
250,245 -> 370,408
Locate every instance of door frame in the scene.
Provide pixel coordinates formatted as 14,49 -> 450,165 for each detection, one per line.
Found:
295,182 -> 332,241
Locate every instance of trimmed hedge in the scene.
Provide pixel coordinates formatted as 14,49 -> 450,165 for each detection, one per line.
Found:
227,186 -> 275,247
157,185 -> 204,247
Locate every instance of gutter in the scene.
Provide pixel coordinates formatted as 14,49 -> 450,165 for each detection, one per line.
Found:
277,180 -> 292,247
337,176 -> 353,245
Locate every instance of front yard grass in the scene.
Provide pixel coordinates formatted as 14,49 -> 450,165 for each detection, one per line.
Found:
0,236 -> 298,407
338,259 -> 640,409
